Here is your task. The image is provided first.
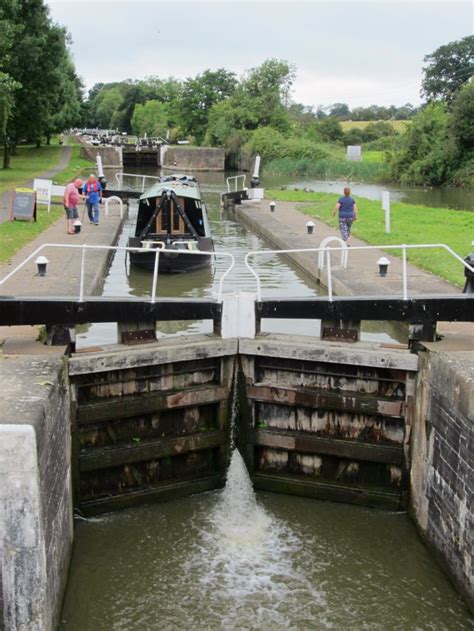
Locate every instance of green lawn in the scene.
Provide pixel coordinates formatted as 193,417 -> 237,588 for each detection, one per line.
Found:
0,206 -> 64,263
0,140 -> 94,264
0,144 -> 64,195
340,120 -> 409,132
52,145 -> 95,185
267,189 -> 473,287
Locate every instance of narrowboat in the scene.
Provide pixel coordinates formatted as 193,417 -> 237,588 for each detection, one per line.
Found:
127,174 -> 214,273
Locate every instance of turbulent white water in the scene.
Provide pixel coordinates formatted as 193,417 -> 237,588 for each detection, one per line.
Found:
183,450 -> 327,630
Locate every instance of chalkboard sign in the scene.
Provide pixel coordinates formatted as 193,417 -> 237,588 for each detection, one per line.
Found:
11,188 -> 37,222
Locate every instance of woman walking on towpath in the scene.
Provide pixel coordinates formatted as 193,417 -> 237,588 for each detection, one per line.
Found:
333,187 -> 358,244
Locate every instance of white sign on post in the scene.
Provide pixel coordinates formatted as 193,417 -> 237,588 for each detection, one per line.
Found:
382,190 -> 391,233
33,179 -> 52,212
346,145 -> 362,161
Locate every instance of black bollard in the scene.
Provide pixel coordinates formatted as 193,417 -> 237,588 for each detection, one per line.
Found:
463,252 -> 474,294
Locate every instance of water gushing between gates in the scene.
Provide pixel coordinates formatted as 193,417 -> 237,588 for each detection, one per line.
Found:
182,449 -> 327,630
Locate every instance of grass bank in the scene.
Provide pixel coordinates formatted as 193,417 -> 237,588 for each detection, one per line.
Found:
340,120 -> 409,132
267,189 -> 473,287
52,144 -> 94,185
0,206 -> 64,263
0,141 -> 94,264
0,141 -> 93,195
264,155 -> 388,182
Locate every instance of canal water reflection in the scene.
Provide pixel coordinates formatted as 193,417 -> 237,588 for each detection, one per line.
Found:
60,451 -> 472,630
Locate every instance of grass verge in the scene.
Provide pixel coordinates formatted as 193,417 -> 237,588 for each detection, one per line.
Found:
0,206 -> 64,263
340,120 -> 409,132
52,144 -> 95,185
267,189 -> 474,287
0,141 -> 94,264
0,144 -> 64,195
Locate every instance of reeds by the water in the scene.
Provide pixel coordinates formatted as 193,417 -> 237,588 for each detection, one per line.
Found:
264,157 -> 388,182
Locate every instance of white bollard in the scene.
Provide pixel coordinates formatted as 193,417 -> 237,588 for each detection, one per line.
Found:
382,191 -> 390,233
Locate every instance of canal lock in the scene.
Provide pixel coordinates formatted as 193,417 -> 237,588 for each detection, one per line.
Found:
68,335 -> 416,516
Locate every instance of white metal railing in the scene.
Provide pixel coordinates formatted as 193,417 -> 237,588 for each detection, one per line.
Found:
317,236 -> 348,270
244,243 -> 474,302
0,244 -> 235,304
104,196 -> 124,218
114,172 -> 162,192
226,174 -> 246,193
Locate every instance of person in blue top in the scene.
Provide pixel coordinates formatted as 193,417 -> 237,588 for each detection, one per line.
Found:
83,173 -> 103,225
333,187 -> 358,244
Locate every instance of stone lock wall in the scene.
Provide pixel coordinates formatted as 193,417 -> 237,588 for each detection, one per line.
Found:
410,349 -> 473,609
0,357 -> 73,631
162,146 -> 225,171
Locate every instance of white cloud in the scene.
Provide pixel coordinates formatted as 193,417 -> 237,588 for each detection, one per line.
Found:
47,1 -> 472,106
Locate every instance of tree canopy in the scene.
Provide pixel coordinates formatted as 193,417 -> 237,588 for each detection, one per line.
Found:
421,35 -> 474,102
0,0 -> 83,167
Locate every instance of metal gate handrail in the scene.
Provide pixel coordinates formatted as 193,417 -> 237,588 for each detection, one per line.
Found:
0,244 -> 235,304
226,174 -> 246,193
244,243 -> 473,302
115,172 -> 163,192
317,236 -> 348,270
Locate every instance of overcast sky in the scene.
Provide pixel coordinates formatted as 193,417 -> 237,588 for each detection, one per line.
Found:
46,1 -> 473,107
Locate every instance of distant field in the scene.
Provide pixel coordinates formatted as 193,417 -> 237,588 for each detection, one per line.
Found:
340,120 -> 409,132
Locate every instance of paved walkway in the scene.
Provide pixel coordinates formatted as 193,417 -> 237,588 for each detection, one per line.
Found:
0,199 -> 124,354
236,198 -> 473,342
0,138 -> 73,224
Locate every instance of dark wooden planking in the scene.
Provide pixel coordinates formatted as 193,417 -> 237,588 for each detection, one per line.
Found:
252,429 -> 404,465
252,473 -> 403,510
77,384 -> 227,423
257,295 -> 474,323
80,431 -> 224,472
0,297 -> 221,326
79,474 -> 222,516
247,384 -> 405,417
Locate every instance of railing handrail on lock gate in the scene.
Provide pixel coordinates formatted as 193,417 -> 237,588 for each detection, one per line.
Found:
114,172 -> 162,192
244,243 -> 474,302
104,196 -> 124,218
0,244 -> 235,304
226,174 -> 246,193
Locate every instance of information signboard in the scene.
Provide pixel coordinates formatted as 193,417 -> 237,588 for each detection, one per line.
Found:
11,188 -> 37,222
346,145 -> 362,161
33,178 -> 52,212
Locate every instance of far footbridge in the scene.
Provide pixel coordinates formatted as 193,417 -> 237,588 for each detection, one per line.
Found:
0,240 -> 473,628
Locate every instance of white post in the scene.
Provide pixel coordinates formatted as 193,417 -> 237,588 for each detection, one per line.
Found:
326,250 -> 333,302
96,154 -> 104,178
79,245 -> 86,302
382,191 -> 391,234
402,245 -> 408,300
253,155 -> 261,179
151,250 -> 160,303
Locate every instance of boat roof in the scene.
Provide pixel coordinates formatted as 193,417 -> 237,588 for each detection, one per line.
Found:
140,174 -> 201,201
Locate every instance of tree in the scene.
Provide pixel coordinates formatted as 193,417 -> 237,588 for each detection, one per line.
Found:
421,35 -> 474,102
449,80 -> 474,153
1,0 -> 83,159
0,73 -> 21,168
131,100 -> 168,137
95,87 -> 124,128
329,103 -> 350,119
177,69 -> 237,142
316,117 -> 343,143
388,104 -> 452,185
